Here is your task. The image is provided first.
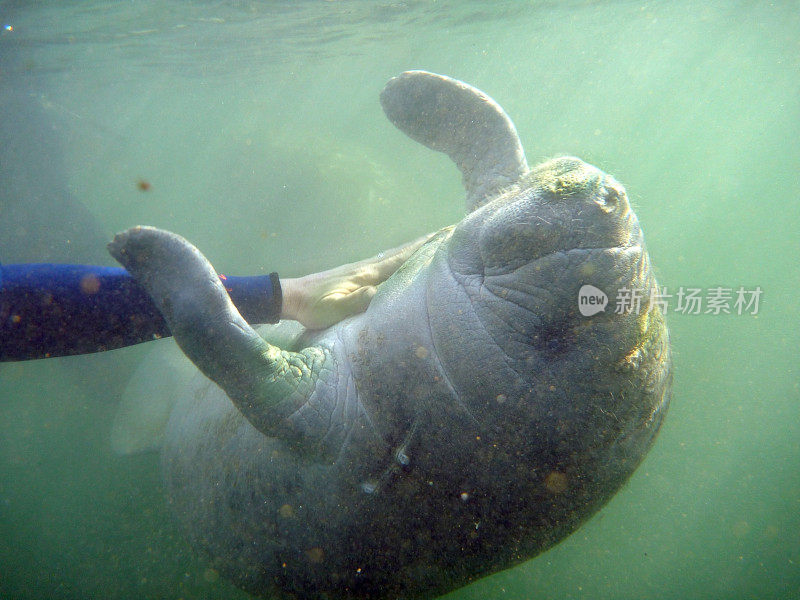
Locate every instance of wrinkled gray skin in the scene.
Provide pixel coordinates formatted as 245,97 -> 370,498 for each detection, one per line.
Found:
109,71 -> 671,600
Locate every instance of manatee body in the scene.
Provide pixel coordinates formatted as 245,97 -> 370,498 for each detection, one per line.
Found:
110,71 -> 672,599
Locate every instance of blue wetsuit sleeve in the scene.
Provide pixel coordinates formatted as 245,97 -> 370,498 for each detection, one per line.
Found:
218,272 -> 282,328
0,264 -> 281,361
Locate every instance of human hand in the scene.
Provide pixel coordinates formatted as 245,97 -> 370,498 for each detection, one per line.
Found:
280,232 -> 435,329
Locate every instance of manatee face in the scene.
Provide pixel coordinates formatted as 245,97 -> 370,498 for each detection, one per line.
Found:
456,158 -> 636,277
110,71 -> 671,600
444,156 -> 642,339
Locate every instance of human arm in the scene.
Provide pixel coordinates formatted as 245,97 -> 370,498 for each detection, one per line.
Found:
279,233 -> 432,329
0,264 -> 281,361
0,233 -> 431,361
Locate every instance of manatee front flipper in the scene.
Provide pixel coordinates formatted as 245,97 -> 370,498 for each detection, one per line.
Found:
380,70 -> 528,211
108,226 -> 328,452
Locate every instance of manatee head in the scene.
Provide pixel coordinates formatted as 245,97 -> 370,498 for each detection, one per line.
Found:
422,149 -> 665,412
451,156 -> 639,286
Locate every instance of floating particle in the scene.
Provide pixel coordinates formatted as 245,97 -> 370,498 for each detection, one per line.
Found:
136,179 -> 151,191
731,520 -> 750,538
544,471 -> 568,494
80,273 -> 101,295
305,547 -> 324,563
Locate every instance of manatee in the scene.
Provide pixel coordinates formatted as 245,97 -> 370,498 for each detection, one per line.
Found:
109,71 -> 672,599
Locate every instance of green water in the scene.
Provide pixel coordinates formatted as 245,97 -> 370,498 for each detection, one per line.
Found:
0,1 -> 798,598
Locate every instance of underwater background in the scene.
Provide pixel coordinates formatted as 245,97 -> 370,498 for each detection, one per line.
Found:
0,1 -> 797,598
